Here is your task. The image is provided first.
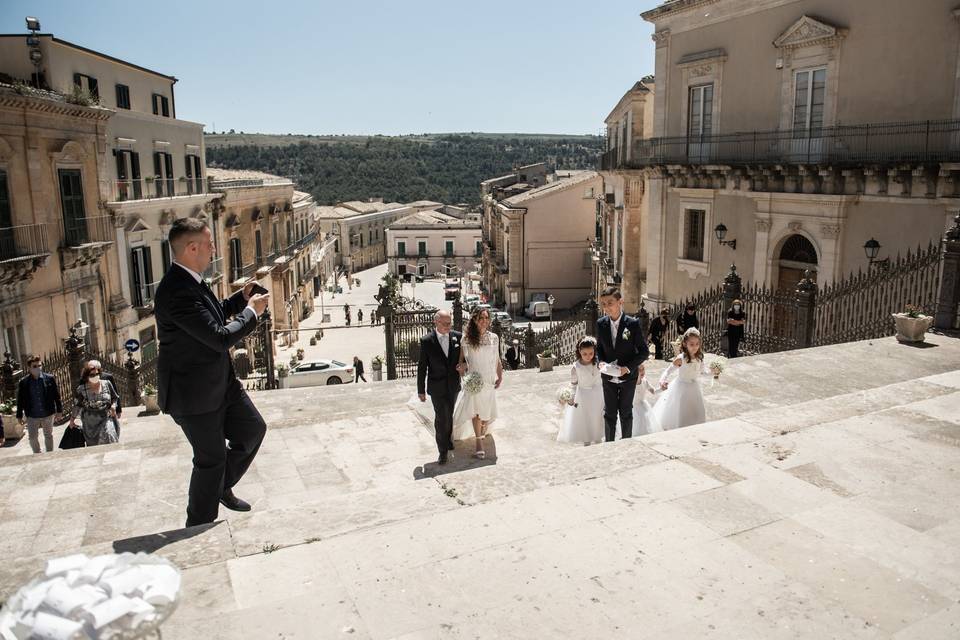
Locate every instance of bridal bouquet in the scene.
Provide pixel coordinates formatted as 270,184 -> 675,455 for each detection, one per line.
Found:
556,386 -> 576,407
463,372 -> 484,394
709,356 -> 728,377
0,552 -> 181,640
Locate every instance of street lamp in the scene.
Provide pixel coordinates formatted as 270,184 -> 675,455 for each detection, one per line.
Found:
863,237 -> 889,269
714,223 -> 737,250
25,16 -> 42,89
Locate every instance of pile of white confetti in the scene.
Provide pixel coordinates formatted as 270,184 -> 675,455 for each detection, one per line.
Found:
0,552 -> 180,640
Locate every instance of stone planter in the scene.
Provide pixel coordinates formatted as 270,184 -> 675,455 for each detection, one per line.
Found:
537,355 -> 555,372
372,369 -> 382,382
2,414 -> 23,439
892,313 -> 933,343
142,394 -> 160,413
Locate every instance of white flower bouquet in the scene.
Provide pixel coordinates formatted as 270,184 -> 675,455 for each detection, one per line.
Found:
463,372 -> 484,394
709,356 -> 728,377
556,386 -> 576,407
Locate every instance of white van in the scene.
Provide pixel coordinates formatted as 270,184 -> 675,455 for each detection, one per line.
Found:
525,300 -> 550,319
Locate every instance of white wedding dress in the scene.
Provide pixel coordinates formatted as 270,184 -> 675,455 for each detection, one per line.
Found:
650,357 -> 713,431
453,331 -> 500,440
557,361 -> 604,444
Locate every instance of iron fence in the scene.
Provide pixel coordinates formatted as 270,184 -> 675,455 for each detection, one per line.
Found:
603,119 -> 960,170
63,215 -> 114,247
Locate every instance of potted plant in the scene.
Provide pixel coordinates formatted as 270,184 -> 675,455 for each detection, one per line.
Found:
371,355 -> 384,381
537,348 -> 555,372
1,398 -> 22,440
141,384 -> 160,413
892,304 -> 934,343
276,363 -> 289,389
296,348 -> 305,361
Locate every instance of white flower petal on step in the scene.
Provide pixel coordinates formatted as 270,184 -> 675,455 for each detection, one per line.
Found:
30,611 -> 84,640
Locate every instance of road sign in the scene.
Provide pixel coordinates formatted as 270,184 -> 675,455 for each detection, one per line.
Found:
124,339 -> 140,353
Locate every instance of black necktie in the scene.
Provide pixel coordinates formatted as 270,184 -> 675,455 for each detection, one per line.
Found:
199,279 -> 224,322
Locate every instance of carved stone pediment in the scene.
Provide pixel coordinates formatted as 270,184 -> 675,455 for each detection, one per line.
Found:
774,15 -> 847,50
224,212 -> 240,227
124,216 -> 151,233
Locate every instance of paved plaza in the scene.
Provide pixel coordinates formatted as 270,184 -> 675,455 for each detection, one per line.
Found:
1,335 -> 959,638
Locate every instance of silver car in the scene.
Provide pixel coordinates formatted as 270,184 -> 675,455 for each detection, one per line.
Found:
283,359 -> 355,387
492,311 -> 513,329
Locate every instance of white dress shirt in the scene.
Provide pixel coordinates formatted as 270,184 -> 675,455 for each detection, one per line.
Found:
438,332 -> 449,357
609,314 -> 621,345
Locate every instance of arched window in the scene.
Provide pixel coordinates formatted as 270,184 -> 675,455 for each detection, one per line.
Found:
779,234 -> 818,265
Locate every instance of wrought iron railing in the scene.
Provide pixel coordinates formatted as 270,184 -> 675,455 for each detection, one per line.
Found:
111,177 -> 207,202
63,215 -> 114,247
0,223 -> 49,260
602,119 -> 960,170
203,257 -> 223,281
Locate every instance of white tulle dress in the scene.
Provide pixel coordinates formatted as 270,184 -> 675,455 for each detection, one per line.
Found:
632,377 -> 663,436
453,331 -> 500,440
650,356 -> 713,431
557,361 -> 604,444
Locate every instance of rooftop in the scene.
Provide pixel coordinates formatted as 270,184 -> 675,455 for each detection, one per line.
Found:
501,170 -> 598,206
206,167 -> 292,187
0,34 -> 177,81
387,210 -> 481,228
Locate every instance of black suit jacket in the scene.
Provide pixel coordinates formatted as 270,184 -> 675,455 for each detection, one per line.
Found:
417,330 -> 462,397
16,372 -> 63,420
596,314 -> 648,382
154,264 -> 259,416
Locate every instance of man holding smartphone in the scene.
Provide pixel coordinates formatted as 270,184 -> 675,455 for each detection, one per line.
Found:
155,218 -> 270,527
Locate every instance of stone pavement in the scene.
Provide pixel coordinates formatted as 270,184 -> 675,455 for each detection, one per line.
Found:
1,335 -> 959,638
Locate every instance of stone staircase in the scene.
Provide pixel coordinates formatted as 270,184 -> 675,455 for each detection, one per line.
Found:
1,335 -> 959,638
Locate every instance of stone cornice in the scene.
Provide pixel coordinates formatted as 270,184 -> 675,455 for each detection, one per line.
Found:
642,0 -> 721,23
0,89 -> 113,122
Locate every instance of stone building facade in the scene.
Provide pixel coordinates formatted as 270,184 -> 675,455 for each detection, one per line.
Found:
0,85 -> 125,362
615,0 -> 960,304
385,210 -> 482,278
599,79 -> 655,310
480,166 -> 602,313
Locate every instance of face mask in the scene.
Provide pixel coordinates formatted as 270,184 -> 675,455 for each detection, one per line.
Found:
30,367 -> 41,377
733,306 -> 741,312
88,375 -> 100,384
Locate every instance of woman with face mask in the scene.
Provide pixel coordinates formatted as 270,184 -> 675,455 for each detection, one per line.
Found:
68,362 -> 120,446
726,299 -> 746,358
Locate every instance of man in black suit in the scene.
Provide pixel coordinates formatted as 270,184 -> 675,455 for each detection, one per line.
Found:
154,217 -> 270,527
596,286 -> 648,442
417,310 -> 462,465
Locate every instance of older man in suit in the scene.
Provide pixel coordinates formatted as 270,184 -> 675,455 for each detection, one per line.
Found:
417,310 -> 462,465
154,217 -> 270,527
596,286 -> 648,442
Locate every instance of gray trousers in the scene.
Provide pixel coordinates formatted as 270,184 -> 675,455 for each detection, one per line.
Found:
26,415 -> 55,453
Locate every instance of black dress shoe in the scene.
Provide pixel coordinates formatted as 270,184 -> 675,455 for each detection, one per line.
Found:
220,488 -> 251,512
438,451 -> 448,465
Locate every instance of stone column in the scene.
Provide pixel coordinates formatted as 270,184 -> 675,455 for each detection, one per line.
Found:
935,214 -> 960,330
644,174 -> 668,304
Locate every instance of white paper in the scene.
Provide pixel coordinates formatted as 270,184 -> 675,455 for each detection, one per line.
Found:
78,555 -> 113,585
42,581 -> 91,617
44,555 -> 89,579
84,595 -> 137,629
600,362 -> 623,378
21,580 -> 57,615
29,612 -> 83,640
101,567 -> 150,597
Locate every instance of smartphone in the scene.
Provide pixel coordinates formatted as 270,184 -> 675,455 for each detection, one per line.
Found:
250,283 -> 269,296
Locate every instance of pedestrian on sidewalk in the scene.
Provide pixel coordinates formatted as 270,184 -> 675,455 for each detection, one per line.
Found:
357,309 -> 364,324
68,361 -> 120,446
505,339 -> 520,370
648,308 -> 671,361
370,313 -> 376,326
16,355 -> 63,454
353,356 -> 367,382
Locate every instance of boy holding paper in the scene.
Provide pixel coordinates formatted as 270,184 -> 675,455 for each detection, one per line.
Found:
596,287 -> 648,441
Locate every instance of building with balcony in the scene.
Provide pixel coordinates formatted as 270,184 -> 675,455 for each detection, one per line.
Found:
316,200 -> 446,274
480,165 -> 602,313
624,0 -> 960,303
598,78 -> 655,310
385,210 -> 482,279
207,169 -> 320,345
0,31 -> 218,359
0,83 -> 123,362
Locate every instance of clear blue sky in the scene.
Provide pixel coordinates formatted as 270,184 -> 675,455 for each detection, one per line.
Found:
2,1 -> 659,135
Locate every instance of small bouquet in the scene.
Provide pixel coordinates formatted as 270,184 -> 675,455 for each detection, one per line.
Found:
709,356 -> 728,378
463,372 -> 484,394
556,386 -> 577,407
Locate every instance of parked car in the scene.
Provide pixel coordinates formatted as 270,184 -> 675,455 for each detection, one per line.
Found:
464,295 -> 480,308
444,282 -> 461,300
492,310 -> 513,329
283,359 -> 355,388
525,300 -> 551,319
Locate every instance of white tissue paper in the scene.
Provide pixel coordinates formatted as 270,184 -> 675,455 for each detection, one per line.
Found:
0,552 -> 181,639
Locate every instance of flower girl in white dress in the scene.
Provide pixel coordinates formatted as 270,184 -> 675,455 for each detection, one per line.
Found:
557,337 -> 604,445
632,371 -> 662,435
453,308 -> 503,459
651,327 -> 718,430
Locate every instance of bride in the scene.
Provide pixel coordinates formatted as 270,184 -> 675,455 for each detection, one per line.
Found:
453,307 -> 503,459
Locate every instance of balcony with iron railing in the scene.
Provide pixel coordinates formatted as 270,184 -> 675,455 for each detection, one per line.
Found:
203,257 -> 224,283
63,215 -> 114,247
0,223 -> 50,286
601,119 -> 960,170
230,262 -> 257,283
111,176 -> 207,203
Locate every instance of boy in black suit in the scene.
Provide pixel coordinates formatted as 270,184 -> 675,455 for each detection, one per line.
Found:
596,287 -> 648,441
